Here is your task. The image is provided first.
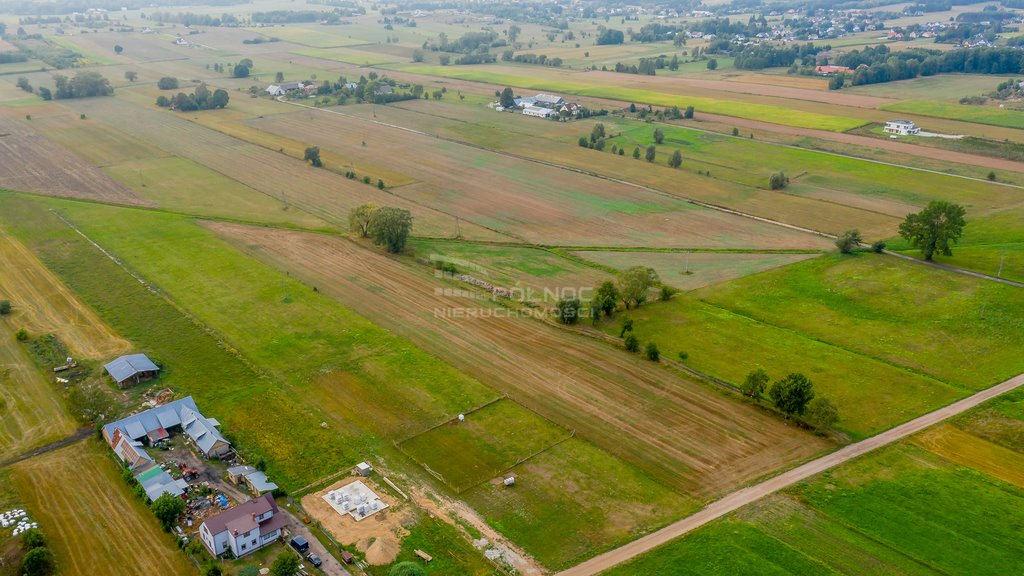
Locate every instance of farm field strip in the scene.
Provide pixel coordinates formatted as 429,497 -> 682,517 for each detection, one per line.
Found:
10,441 -> 195,576
0,231 -> 129,359
912,424 -> 1024,488
54,95 -> 501,240
881,99 -> 1024,130
0,110 -> 145,206
208,221 -> 831,498
383,63 -> 868,131
260,101 -> 836,248
0,322 -> 77,463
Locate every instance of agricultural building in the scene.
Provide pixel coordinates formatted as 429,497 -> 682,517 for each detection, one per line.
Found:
265,82 -> 304,96
199,494 -> 287,558
523,105 -> 557,119
227,465 -> 279,495
104,353 -> 160,387
534,93 -> 566,106
884,120 -> 921,136
102,396 -> 231,458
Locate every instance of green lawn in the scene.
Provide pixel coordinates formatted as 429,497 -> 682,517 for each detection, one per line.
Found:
699,253 -> 1024,390
292,46 -> 403,66
386,64 -> 868,131
398,399 -> 571,492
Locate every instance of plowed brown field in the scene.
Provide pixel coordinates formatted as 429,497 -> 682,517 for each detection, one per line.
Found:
209,222 -> 830,497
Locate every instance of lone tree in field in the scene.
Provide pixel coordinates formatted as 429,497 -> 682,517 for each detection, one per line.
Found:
270,553 -> 300,576
805,397 -> 839,431
769,171 -> 787,190
157,76 -> 179,90
653,127 -> 664,144
499,86 -> 515,109
632,146 -> 641,159
645,341 -> 660,361
304,146 -> 322,168
151,493 -> 185,532
645,145 -> 656,162
275,71 -> 285,83
898,200 -> 967,261
0,300 -> 10,315
593,281 -> 619,317
741,368 -> 770,399
114,44 -> 123,54
368,207 -> 413,253
684,105 -> 694,119
590,122 -> 605,143
835,229 -> 862,254
707,58 -> 718,70
769,373 -> 815,417
348,204 -> 375,237
617,266 -> 658,309
624,333 -> 640,352
233,64 -> 250,78
555,297 -> 582,324
668,149 -> 682,168
124,71 -> 137,82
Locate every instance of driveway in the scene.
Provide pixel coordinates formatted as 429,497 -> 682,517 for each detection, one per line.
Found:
280,509 -> 354,576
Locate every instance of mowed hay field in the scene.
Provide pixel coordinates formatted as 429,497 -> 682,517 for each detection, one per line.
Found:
0,232 -> 129,360
604,443 -> 1024,576
247,108 -> 830,248
208,222 -> 830,496
0,110 -> 144,206
0,323 -> 77,462
10,441 -> 195,576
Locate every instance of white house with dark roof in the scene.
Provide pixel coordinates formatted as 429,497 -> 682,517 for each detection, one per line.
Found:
883,119 -> 920,136
104,353 -> 160,388
199,494 -> 287,557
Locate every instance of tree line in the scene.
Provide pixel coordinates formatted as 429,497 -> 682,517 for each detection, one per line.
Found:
831,44 -> 1024,88
156,82 -> 229,111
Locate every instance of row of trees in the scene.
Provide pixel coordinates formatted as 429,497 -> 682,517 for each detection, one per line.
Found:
741,369 -> 838,431
831,45 -> 1024,89
18,529 -> 54,576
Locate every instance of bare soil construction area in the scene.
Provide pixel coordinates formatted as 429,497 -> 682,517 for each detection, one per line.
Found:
0,110 -> 145,205
209,222 -> 830,498
301,476 -> 412,565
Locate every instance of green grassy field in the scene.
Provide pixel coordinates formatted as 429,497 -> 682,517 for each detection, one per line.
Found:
881,99 -> 1024,129
846,73 -> 1005,100
385,64 -> 868,131
398,399 -> 571,492
699,253 -> 1024,390
464,439 -> 696,569
366,513 -> 500,576
604,443 -> 1024,575
245,25 -> 370,48
601,294 -> 959,438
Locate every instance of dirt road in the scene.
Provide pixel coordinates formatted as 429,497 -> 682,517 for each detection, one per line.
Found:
558,371 -> 1024,576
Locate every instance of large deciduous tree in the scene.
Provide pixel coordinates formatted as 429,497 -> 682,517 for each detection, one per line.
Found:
499,86 -> 515,109
150,493 -> 184,532
368,207 -> 413,253
805,397 -> 839,431
349,204 -> 375,237
617,266 -> 658,309
834,229 -> 862,254
741,368 -> 770,399
898,200 -> 967,261
769,373 -> 815,417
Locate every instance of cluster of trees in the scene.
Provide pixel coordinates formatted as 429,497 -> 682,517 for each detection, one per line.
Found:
741,369 -> 838,430
831,45 -> 1024,89
614,58 -> 659,75
251,10 -> 327,23
53,71 -> 113,99
733,42 -> 826,70
596,27 -> 625,45
631,22 -> 685,43
18,529 -> 54,576
242,36 -> 279,45
349,204 -> 414,253
768,171 -> 788,190
155,83 -> 229,111
500,51 -> 563,67
157,76 -> 179,90
0,52 -> 28,64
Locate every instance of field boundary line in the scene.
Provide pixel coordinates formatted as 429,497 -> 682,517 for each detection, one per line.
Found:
883,249 -> 1024,288
0,427 -> 91,470
557,370 -> 1024,576
394,394 -> 507,445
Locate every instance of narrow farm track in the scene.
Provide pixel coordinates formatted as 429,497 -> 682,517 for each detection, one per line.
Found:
558,371 -> 1024,576
883,249 -> 1024,288
208,221 -> 830,498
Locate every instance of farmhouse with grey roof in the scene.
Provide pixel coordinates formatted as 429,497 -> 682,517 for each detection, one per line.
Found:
104,353 -> 160,388
102,396 -> 231,458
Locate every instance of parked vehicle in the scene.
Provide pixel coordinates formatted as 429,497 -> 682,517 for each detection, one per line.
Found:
340,550 -> 354,564
290,536 -> 309,553
306,553 -> 322,567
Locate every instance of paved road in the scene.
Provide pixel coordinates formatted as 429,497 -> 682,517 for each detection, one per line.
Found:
558,371 -> 1024,576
